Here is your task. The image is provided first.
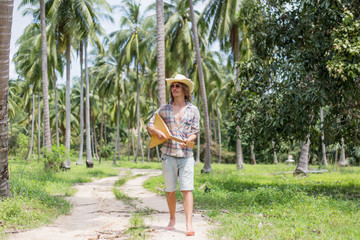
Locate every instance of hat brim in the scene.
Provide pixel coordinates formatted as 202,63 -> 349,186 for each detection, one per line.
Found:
166,78 -> 194,93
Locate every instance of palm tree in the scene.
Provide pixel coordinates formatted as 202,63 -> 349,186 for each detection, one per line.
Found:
156,0 -> 166,105
110,0 -> 155,162
201,0 -> 244,168
49,0 -> 107,168
188,0 -> 212,172
0,0 -> 14,198
40,0 -> 51,150
163,0 -> 195,76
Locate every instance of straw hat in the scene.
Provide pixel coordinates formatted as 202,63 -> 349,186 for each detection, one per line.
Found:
166,74 -> 194,93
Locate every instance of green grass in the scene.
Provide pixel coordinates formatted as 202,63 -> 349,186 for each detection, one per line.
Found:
144,163 -> 360,240
125,212 -> 149,240
0,156 -> 119,237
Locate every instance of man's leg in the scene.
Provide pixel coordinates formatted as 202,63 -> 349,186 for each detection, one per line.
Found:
162,155 -> 178,230
166,191 -> 177,230
182,190 -> 194,234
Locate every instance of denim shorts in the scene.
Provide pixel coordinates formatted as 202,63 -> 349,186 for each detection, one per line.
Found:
161,154 -> 194,192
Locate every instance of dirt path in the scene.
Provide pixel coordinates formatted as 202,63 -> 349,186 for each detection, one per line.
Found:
7,168 -> 211,240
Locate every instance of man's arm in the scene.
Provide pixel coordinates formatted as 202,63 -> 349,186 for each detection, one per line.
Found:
147,126 -> 167,140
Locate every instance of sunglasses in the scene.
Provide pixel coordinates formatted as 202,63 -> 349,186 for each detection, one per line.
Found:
170,83 -> 182,89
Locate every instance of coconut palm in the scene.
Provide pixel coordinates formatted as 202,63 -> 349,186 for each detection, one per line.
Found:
201,0 -> 245,168
188,0 -> 212,172
40,0 -> 51,150
156,0 -> 166,105
110,0 -> 155,163
0,0 -> 14,198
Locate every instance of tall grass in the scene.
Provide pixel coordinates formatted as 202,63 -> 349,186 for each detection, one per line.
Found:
144,163 -> 360,239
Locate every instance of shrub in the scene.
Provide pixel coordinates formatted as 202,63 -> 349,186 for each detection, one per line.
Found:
42,144 -> 68,171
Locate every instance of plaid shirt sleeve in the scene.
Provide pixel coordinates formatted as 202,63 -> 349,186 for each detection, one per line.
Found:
188,106 -> 200,136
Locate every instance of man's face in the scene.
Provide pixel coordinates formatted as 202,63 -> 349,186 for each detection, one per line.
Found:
170,82 -> 185,98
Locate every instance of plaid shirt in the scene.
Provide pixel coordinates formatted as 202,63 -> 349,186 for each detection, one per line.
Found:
147,101 -> 200,158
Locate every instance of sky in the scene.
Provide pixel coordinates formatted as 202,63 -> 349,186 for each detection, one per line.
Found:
9,0 -> 210,85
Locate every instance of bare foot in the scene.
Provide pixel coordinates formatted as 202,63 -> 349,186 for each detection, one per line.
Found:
186,224 -> 195,236
165,219 -> 176,230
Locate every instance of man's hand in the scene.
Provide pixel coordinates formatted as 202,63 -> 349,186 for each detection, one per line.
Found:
155,129 -> 167,140
148,126 -> 167,140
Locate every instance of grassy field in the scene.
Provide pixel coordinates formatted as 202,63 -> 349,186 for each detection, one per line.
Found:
0,156 -> 120,237
144,163 -> 360,240
2,157 -> 360,240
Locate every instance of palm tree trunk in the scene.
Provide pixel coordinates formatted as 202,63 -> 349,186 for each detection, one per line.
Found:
104,116 -> 107,160
27,113 -> 31,156
212,118 -> 217,144
93,127 -> 99,161
134,61 -> 142,163
320,107 -> 328,165
85,40 -> 93,167
236,126 -> 244,169
40,0 -> 51,150
147,138 -> 150,162
339,137 -> 348,166
272,140 -> 278,164
54,73 -> 59,147
113,99 -> 120,164
156,146 -> 160,162
99,98 -> 104,163
335,147 -> 338,165
27,89 -> 35,161
233,23 -> 245,170
250,142 -> 256,165
64,35 -> 71,169
131,129 -> 135,161
77,41 -> 84,165
37,92 -> 41,161
195,96 -> 201,165
294,134 -> 310,176
127,118 -> 130,161
188,0 -> 212,173
0,0 -> 13,198
217,107 -> 222,163
156,0 -> 166,106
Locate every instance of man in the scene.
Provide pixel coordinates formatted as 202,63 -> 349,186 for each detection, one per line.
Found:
147,74 -> 200,236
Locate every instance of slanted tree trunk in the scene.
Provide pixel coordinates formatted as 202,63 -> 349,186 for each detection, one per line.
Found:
320,107 -> 328,165
188,0 -> 212,173
339,137 -> 348,166
64,35 -> 71,169
77,41 -> 84,165
85,40 -> 93,167
40,0 -> 51,151
37,92 -> 41,161
250,142 -> 256,165
156,0 -> 166,106
27,89 -> 35,161
113,99 -> 120,164
0,0 -> 14,198
272,140 -> 278,164
294,134 -> 310,176
217,107 -> 222,163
